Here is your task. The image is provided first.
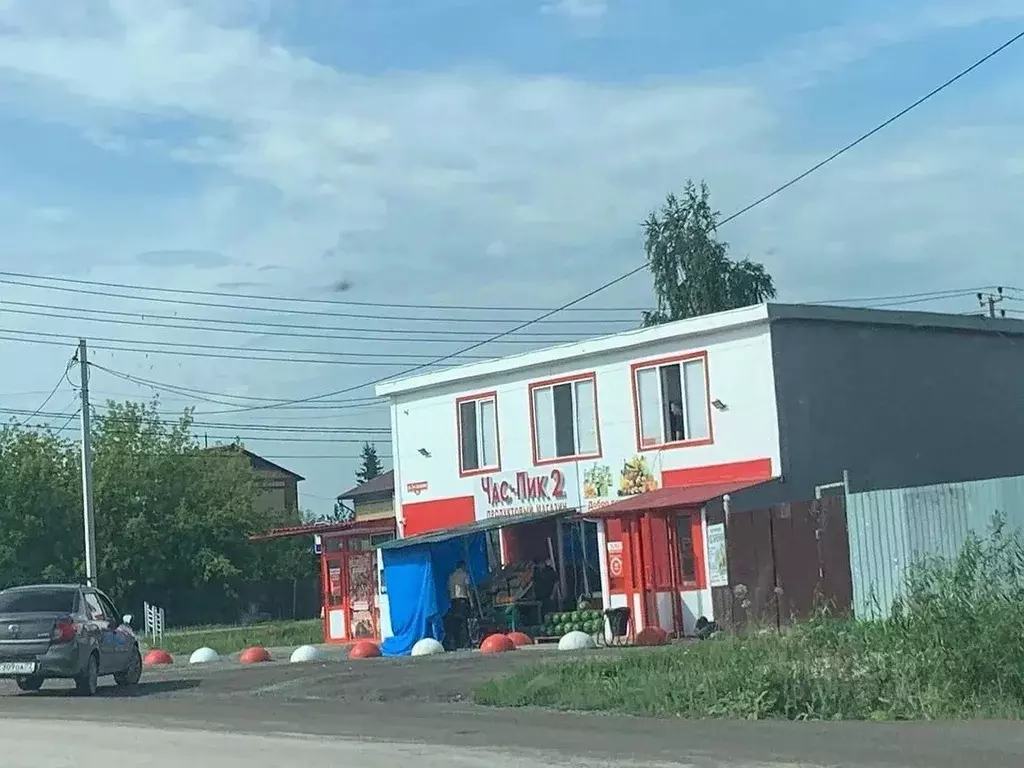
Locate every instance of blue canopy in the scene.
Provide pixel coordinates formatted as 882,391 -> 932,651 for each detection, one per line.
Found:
380,533 -> 489,656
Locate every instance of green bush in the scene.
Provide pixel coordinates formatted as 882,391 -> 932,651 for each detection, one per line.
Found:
475,515 -> 1024,720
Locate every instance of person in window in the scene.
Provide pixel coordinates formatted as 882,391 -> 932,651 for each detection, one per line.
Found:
668,400 -> 685,442
445,560 -> 473,650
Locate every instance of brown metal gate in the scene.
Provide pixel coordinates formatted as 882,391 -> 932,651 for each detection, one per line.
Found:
710,495 -> 853,631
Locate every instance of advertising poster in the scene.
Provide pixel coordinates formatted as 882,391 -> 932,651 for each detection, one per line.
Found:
706,523 -> 729,587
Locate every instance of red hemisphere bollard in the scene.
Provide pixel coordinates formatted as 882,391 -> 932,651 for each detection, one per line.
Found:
506,631 -> 534,648
480,633 -> 516,654
239,646 -> 272,664
143,649 -> 173,665
349,640 -> 382,660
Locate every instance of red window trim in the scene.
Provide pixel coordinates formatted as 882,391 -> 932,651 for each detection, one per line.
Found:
629,350 -> 714,454
527,372 -> 603,467
455,390 -> 502,478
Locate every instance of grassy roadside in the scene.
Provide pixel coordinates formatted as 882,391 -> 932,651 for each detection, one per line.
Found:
151,619 -> 323,655
476,518 -> 1024,720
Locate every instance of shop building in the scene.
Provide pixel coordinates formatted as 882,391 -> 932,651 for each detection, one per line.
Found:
374,303 -> 1024,641
250,473 -> 396,644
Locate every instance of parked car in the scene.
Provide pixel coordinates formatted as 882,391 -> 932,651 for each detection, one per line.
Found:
0,583 -> 142,696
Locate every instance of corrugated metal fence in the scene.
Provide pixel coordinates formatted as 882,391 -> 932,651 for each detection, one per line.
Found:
847,474 -> 1024,619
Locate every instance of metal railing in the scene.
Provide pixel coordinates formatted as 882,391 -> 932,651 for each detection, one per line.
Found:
143,601 -> 165,646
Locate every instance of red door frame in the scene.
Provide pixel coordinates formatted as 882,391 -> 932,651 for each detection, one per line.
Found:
321,549 -> 349,643
613,507 -> 704,637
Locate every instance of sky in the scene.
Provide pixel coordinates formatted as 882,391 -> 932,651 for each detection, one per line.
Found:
1,0 -> 1023,518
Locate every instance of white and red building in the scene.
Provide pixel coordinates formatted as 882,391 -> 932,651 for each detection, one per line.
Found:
374,302 -> 1024,638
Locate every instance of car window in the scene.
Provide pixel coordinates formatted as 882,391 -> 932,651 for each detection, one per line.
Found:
83,592 -> 106,621
0,588 -> 78,614
96,593 -> 119,624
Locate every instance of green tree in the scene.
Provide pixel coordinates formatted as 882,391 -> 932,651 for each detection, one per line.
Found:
0,424 -> 80,587
642,180 -> 776,327
0,399 -> 315,624
356,442 -> 383,484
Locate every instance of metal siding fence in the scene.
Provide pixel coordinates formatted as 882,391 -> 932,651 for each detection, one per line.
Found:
847,475 -> 1024,618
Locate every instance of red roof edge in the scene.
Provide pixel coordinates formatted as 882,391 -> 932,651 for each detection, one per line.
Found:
249,517 -> 396,542
585,478 -> 770,518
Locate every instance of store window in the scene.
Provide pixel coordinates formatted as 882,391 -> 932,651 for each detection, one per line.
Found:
634,352 -> 710,448
457,393 -> 499,474
677,516 -> 697,585
530,374 -> 600,462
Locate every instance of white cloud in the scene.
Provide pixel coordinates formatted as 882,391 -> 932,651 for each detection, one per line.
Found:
541,0 -> 607,20
0,0 -> 1022,510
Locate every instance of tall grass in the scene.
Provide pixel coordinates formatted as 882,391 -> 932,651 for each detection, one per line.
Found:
152,619 -> 323,655
475,516 -> 1024,720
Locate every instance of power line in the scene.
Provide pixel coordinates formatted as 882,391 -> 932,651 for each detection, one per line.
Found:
0,270 -> 647,313
0,327 -> 497,362
53,406 -> 81,435
0,330 -> 477,367
0,406 -> 390,435
0,276 -> 637,326
0,300 -> 607,342
12,353 -> 75,427
87,363 -> 383,408
206,30 -> 1024,414
811,286 -> 998,307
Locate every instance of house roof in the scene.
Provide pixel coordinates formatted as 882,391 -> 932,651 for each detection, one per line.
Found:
585,479 -> 769,518
202,445 -> 305,481
338,470 -> 395,501
374,302 -> 1024,398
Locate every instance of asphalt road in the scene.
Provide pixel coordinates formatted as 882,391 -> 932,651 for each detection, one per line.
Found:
3,651 -> 1024,767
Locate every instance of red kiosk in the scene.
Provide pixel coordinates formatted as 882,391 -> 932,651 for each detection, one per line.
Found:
251,517 -> 396,643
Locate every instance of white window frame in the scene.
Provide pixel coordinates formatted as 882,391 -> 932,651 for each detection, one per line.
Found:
634,354 -> 711,448
530,375 -> 601,463
457,395 -> 499,474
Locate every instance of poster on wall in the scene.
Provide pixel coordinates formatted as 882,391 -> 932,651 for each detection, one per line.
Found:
706,523 -> 729,587
579,455 -> 660,515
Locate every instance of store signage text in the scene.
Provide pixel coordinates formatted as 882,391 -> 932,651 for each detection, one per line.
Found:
478,469 -> 572,518
481,469 -> 566,507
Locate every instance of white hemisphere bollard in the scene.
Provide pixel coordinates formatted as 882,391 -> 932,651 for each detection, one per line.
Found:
189,646 -> 220,664
411,637 -> 445,657
557,630 -> 597,651
290,645 -> 326,663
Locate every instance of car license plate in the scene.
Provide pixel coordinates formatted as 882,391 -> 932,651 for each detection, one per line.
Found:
0,662 -> 36,675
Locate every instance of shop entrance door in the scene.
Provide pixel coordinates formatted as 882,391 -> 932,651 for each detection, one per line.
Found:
346,536 -> 378,639
322,552 -> 348,642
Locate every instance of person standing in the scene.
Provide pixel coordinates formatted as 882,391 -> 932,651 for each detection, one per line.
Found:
446,560 -> 472,650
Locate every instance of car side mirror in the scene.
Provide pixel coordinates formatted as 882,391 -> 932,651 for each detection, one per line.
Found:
122,614 -> 134,627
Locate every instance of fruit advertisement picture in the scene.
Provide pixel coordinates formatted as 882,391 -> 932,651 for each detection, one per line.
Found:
619,455 -> 658,496
582,464 -> 613,499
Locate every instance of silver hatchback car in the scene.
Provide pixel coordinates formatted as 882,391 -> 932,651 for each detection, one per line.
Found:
0,584 -> 143,696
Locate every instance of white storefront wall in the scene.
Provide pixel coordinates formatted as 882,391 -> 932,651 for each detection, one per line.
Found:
378,308 -> 783,636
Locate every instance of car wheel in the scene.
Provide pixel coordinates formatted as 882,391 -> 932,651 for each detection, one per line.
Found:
114,647 -> 143,687
15,676 -> 44,692
74,654 -> 99,697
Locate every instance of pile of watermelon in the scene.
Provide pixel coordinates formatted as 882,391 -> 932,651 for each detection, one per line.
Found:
541,609 -> 604,637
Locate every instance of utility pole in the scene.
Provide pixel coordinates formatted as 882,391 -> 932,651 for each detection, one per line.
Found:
78,339 -> 97,587
977,287 -> 1005,318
